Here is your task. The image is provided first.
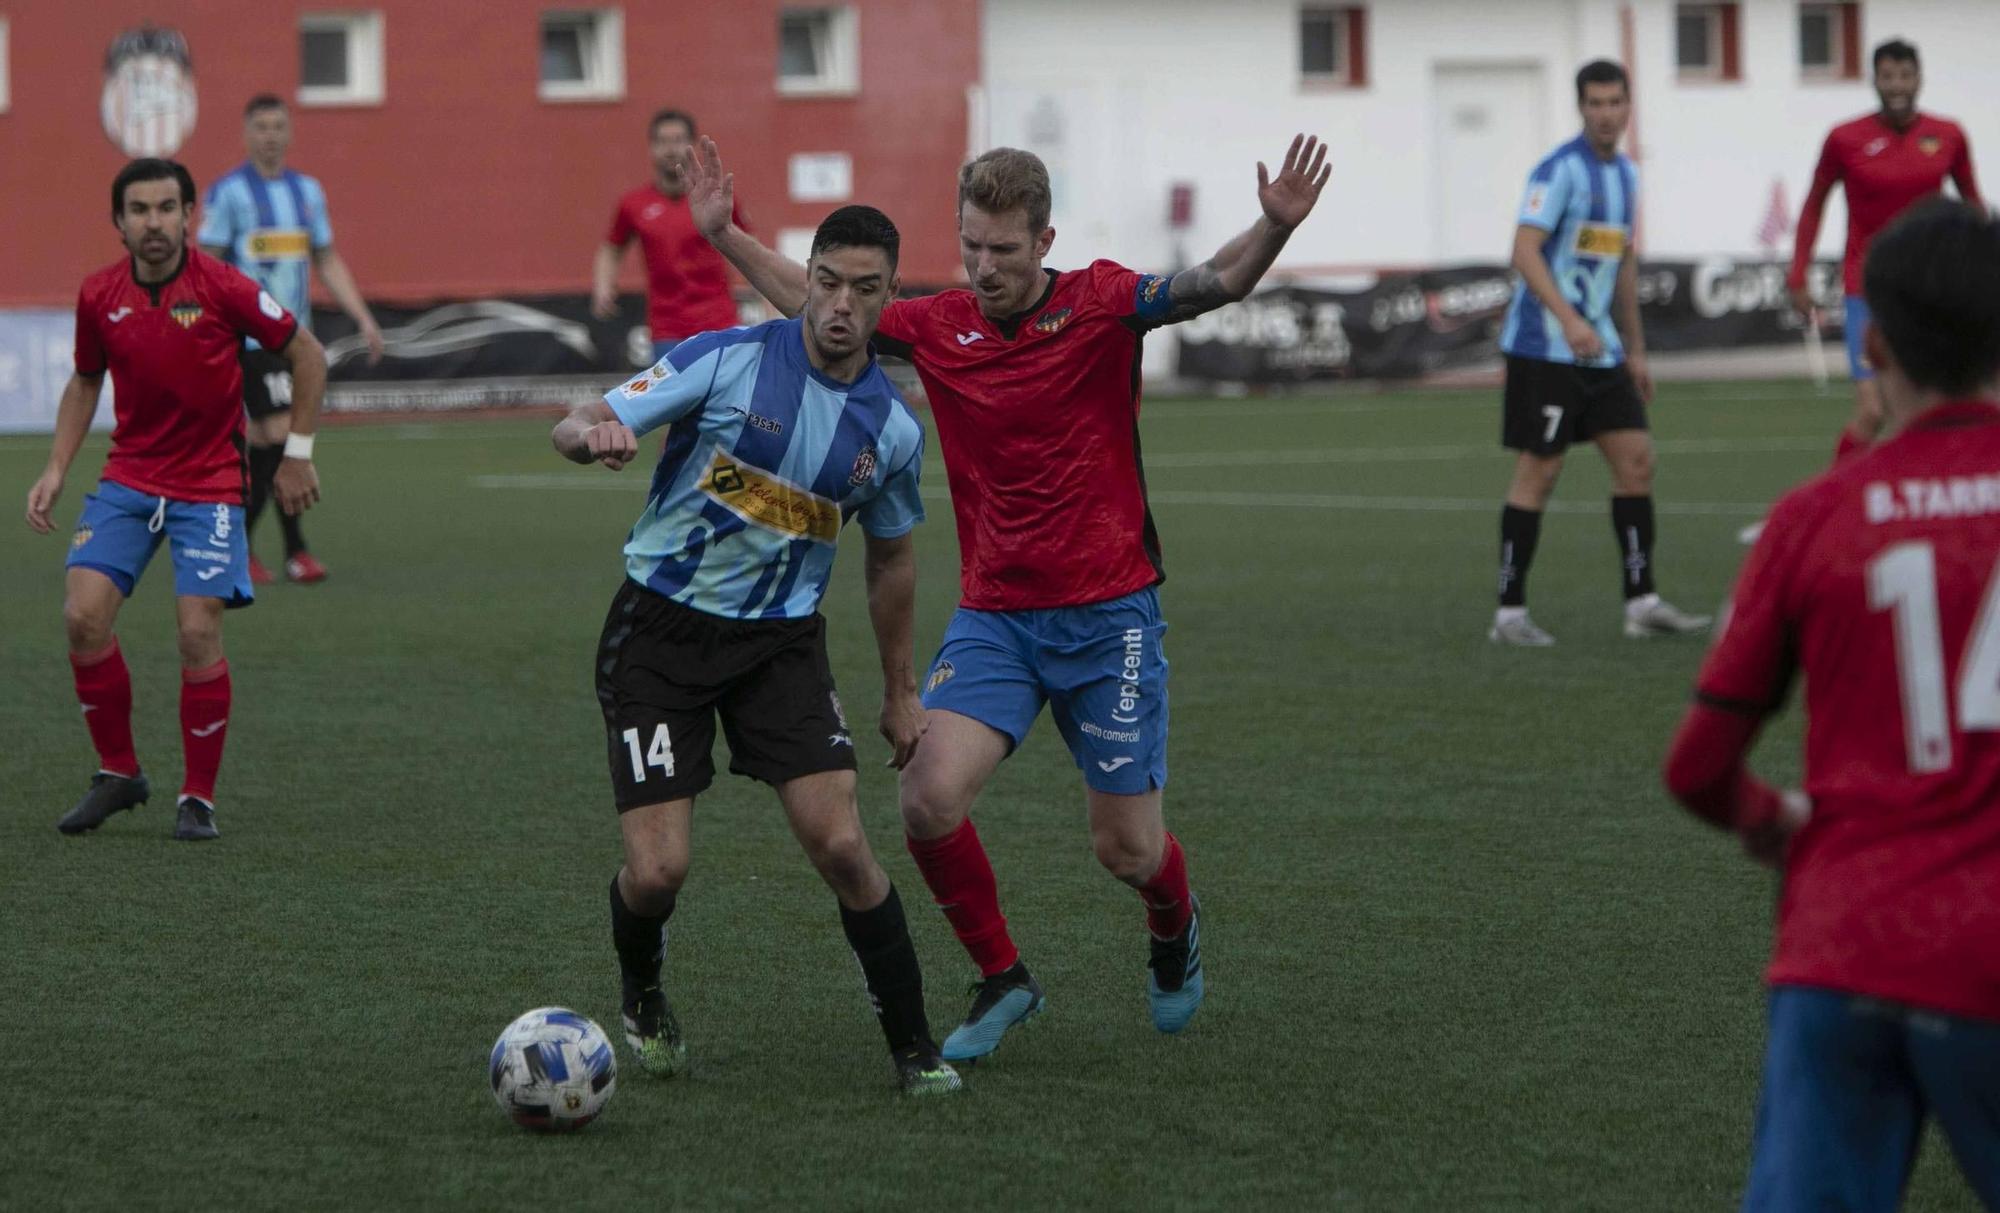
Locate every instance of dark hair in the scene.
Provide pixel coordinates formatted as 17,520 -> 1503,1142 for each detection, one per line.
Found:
1575,59 -> 1630,103
1873,39 -> 1920,71
1862,199 -> 2000,394
111,159 -> 197,218
649,108 -> 696,138
244,92 -> 287,118
811,205 -> 900,270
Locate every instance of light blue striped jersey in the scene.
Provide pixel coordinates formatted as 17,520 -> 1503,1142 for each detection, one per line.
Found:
198,163 -> 335,349
606,318 -> 925,620
1498,135 -> 1638,368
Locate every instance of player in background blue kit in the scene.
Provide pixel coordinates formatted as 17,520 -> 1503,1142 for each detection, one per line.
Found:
1489,60 -> 1709,647
550,205 -> 959,1097
200,94 -> 382,586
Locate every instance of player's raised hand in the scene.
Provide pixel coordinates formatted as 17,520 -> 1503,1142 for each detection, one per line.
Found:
583,420 -> 640,471
273,456 -> 320,515
1258,134 -> 1331,231
24,467 -> 64,533
879,689 -> 928,770
683,136 -> 736,240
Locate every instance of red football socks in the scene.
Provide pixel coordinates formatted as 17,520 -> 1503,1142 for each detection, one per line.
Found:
906,819 -> 1019,977
1140,833 -> 1193,941
71,639 -> 139,778
179,659 -> 231,803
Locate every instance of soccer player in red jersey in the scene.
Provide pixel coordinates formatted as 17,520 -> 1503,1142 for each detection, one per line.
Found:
591,110 -> 749,362
687,133 -> 1329,1057
1787,39 -> 1981,458
1665,199 -> 2000,1210
23,159 -> 327,841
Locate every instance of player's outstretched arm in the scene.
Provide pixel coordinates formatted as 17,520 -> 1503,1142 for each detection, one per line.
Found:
684,136 -> 808,318
314,248 -> 385,365
551,401 -> 640,471
1163,134 -> 1331,323
25,372 -> 103,534
274,328 -> 328,515
863,531 -> 926,770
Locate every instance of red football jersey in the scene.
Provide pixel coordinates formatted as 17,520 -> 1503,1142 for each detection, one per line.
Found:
875,260 -> 1175,610
1789,112 -> 1981,296
1696,401 -> 2000,1021
606,187 -> 746,340
74,248 -> 299,504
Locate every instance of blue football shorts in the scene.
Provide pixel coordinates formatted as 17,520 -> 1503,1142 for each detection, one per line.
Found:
1741,985 -> 2000,1211
65,479 -> 254,607
920,587 -> 1168,795
1843,295 -> 1876,382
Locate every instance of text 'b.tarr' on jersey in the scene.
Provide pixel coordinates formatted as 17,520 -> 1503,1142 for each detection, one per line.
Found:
1500,134 -> 1638,369
604,317 -> 925,622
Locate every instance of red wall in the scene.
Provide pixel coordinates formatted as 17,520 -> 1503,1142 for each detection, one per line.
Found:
0,0 -> 978,306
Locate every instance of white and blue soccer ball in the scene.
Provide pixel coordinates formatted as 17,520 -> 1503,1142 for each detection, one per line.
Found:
489,1007 -> 617,1132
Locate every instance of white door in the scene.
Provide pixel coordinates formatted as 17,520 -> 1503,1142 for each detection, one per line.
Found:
1432,63 -> 1549,265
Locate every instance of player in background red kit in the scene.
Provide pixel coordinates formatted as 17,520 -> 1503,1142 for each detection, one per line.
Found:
1787,39 -> 1981,458
1665,199 -> 2000,1211
24,159 -> 327,841
688,134 -> 1329,1059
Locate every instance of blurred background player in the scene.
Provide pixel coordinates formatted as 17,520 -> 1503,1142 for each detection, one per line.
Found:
200,93 -> 382,585
591,109 -> 748,362
25,158 -> 327,841
1490,60 -> 1709,647
1664,198 -> 2000,1211
688,131 -> 1329,1061
1787,39 -> 1982,459
553,207 -> 958,1096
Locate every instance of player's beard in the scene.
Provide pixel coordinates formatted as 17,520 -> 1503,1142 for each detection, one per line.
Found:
129,231 -> 183,274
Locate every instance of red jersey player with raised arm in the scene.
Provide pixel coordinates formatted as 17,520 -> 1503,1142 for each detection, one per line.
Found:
24,159 -> 327,842
1666,199 -> 2000,1210
689,133 -> 1329,1060
1787,39 -> 1981,457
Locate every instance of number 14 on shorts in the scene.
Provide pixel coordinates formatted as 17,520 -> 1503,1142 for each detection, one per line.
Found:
621,724 -> 674,781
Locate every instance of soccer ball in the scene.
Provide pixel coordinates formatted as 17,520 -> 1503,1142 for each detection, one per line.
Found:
488,1007 -> 617,1132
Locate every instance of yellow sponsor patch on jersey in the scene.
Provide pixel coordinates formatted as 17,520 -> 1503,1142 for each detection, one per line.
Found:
1572,224 -> 1628,258
700,451 -> 840,544
246,228 -> 313,259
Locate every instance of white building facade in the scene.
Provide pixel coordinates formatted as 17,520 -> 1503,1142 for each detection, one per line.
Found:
980,0 -> 1999,275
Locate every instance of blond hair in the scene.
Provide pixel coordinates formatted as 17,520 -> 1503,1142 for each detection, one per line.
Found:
957,148 -> 1052,233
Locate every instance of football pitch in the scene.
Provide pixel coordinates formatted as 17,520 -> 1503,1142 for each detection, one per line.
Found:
0,380 -> 1982,1211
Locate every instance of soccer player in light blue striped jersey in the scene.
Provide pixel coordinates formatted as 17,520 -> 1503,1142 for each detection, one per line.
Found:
199,94 -> 382,585
1490,60 -> 1709,646
550,205 -> 960,1096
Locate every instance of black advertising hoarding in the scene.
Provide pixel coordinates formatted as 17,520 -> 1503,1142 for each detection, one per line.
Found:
1174,259 -> 1845,383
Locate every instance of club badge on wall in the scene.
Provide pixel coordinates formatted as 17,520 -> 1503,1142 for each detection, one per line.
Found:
101,27 -> 199,158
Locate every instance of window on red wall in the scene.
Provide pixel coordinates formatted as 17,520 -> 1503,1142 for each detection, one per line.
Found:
1300,6 -> 1368,90
1675,3 -> 1742,82
1799,2 -> 1862,80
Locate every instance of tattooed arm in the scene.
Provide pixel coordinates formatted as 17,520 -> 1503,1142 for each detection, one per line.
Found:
1164,134 -> 1331,323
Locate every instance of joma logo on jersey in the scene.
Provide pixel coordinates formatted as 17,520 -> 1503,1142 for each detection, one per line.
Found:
1572,224 -> 1627,259
170,303 -> 203,328
700,451 -> 840,543
1032,307 -> 1073,335
246,229 -> 312,259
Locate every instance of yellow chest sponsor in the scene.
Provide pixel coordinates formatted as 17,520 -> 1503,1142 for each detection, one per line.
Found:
1572,224 -> 1628,258
700,451 -> 841,544
246,228 -> 312,259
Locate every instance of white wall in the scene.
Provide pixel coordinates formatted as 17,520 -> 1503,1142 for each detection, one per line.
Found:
981,0 -> 2000,275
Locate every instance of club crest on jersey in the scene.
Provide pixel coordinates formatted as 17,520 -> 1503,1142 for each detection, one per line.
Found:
1919,135 -> 1943,156
1032,307 -> 1073,335
621,376 -> 653,398
926,661 -> 955,694
170,303 -> 203,329
849,445 -> 878,486
71,525 -> 94,550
